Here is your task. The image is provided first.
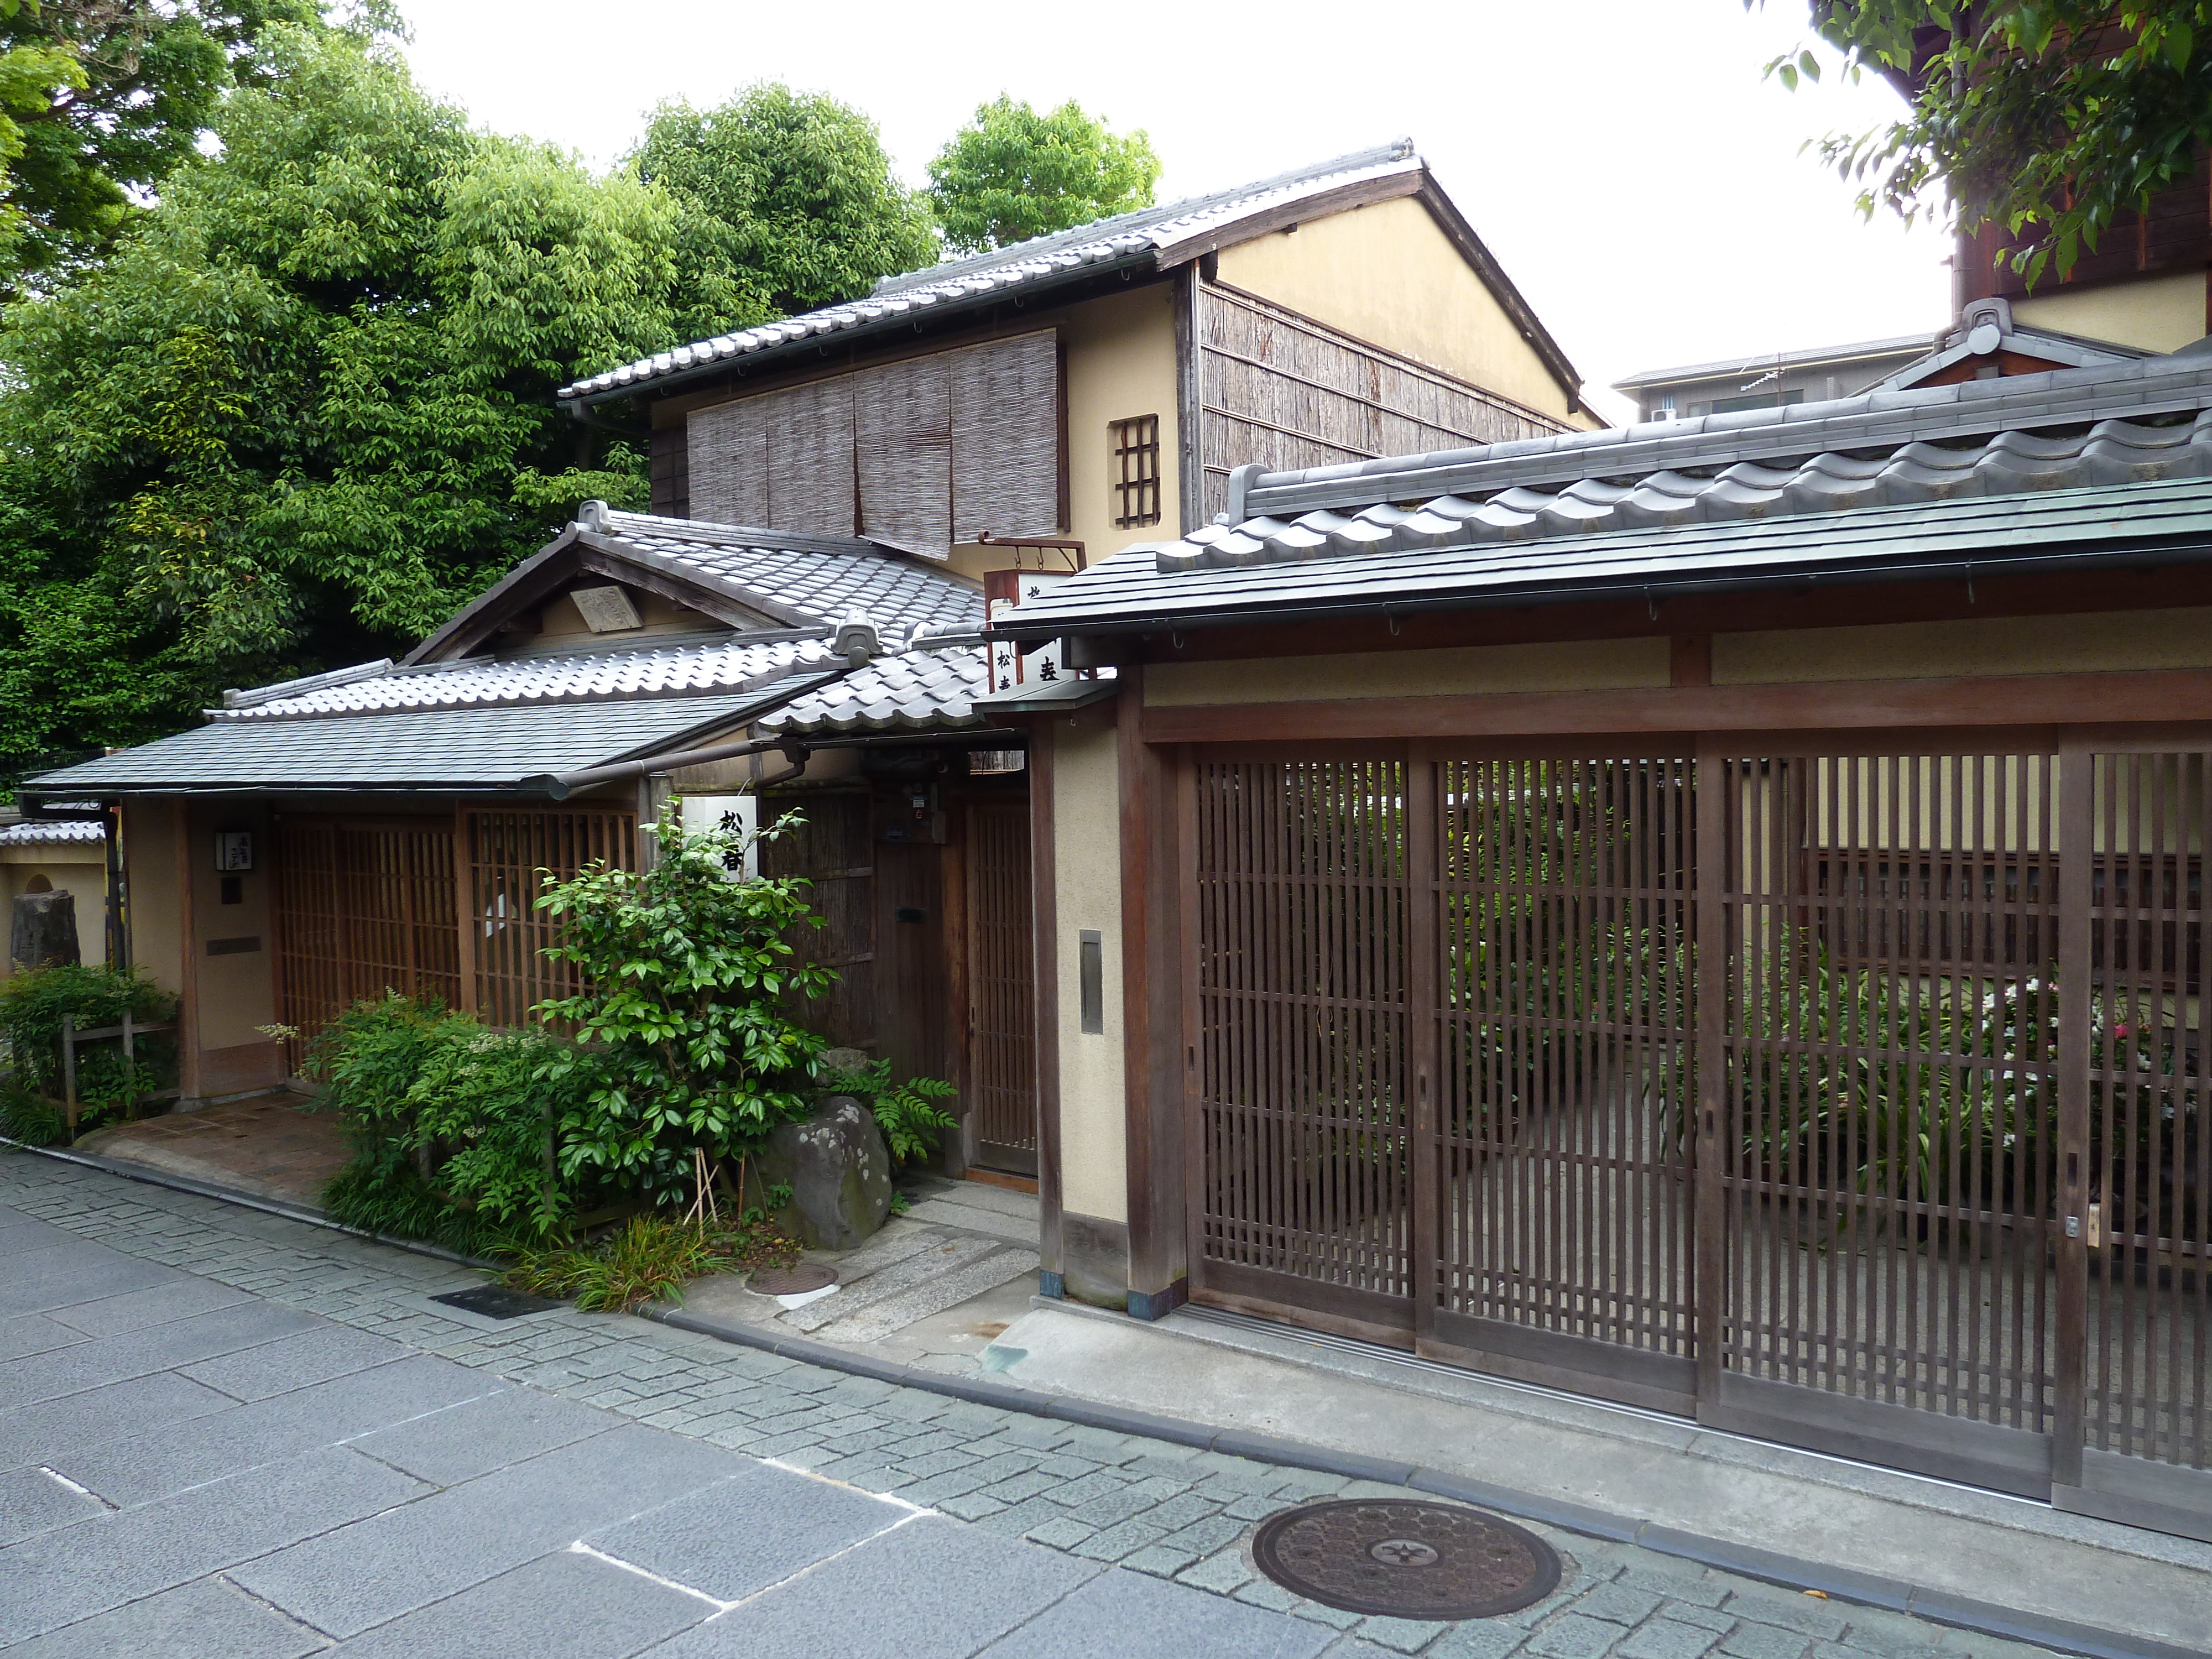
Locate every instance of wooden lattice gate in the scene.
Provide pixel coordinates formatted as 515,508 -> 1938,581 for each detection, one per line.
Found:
1185,740 -> 2212,1535
966,801 -> 1039,1173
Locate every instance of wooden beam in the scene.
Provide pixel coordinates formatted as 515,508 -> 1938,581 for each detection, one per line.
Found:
1067,563 -> 2212,669
1141,669 -> 2212,745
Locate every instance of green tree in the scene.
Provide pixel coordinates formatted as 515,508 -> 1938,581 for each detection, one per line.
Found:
0,23 -> 682,761
927,95 -> 1159,254
1767,2 -> 2212,285
0,0 -> 332,293
632,82 -> 937,340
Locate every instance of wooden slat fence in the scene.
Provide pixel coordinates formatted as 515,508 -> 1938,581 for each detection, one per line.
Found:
462,807 -> 635,1029
272,816 -> 461,1071
1197,285 -> 1568,523
966,800 -> 1038,1170
1182,742 -> 2212,1526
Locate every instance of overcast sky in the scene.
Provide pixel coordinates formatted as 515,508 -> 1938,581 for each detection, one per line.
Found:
400,1 -> 1952,424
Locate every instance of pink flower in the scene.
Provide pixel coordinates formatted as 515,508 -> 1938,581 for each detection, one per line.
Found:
2114,1024 -> 2131,1039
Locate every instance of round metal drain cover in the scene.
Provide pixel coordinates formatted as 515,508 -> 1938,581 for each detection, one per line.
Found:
1252,1499 -> 1561,1620
747,1262 -> 837,1296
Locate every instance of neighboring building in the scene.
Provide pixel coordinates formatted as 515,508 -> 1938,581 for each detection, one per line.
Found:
21,141 -> 1588,1180
979,348 -> 2212,1541
1,816 -> 109,973
565,138 -> 1590,550
1612,331 -> 1935,421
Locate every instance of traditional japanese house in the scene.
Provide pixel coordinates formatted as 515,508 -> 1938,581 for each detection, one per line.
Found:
984,348 -> 2212,1539
21,139 -> 1589,1182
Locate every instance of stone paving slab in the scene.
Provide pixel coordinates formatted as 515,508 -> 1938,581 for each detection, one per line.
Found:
0,1149 -> 2086,1659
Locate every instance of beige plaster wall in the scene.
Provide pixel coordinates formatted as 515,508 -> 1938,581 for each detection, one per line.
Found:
1715,607 -> 2212,685
2012,269 -> 2206,356
124,801 -> 183,999
189,801 -> 277,1053
1146,638 -> 1672,706
1051,721 -> 1127,1224
1061,284 -> 1182,561
1213,196 -> 1583,424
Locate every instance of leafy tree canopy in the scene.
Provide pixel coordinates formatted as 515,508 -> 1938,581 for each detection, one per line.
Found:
1767,1 -> 2212,286
927,94 -> 1159,254
632,82 -> 937,340
0,0 -> 332,294
0,22 -> 682,763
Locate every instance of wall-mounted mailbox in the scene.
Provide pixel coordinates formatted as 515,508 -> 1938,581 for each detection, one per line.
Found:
1079,930 -> 1104,1034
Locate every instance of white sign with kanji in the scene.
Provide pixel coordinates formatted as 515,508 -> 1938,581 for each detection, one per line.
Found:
679,793 -> 758,880
983,569 -> 1074,693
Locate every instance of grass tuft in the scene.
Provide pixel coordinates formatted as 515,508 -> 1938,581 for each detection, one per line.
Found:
498,1212 -> 801,1313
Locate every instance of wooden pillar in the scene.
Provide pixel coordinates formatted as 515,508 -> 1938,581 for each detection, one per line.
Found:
174,798 -> 201,1104
2053,737 -> 2095,1488
1406,744 -> 1440,1349
1120,666 -> 1188,1318
453,802 -> 478,1015
1693,735 -> 1728,1412
1029,721 -> 1065,1293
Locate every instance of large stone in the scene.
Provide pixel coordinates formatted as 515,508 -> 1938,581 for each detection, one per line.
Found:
11,890 -> 80,972
752,1096 -> 891,1250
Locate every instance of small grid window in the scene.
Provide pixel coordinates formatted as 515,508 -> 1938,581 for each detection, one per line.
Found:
1110,415 -> 1161,529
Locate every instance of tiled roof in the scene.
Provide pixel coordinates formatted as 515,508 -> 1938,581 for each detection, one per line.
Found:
29,688 -> 800,793
994,354 -> 2212,634
0,818 -> 102,846
596,510 -> 981,640
1611,332 -> 1937,392
761,648 -> 991,738
559,143 -> 1423,403
212,636 -> 837,721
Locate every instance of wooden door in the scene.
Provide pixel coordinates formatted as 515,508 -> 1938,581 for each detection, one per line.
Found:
966,800 -> 1038,1174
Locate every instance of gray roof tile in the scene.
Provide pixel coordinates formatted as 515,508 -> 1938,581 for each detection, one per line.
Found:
30,688 -> 792,793
559,144 -> 1422,402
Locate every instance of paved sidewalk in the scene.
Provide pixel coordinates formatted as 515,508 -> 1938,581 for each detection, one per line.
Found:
1,1150 -> 2072,1659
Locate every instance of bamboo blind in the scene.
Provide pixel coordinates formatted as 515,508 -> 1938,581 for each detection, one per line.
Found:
272,816 -> 460,1071
683,331 -> 1060,554
463,806 -> 636,1029
1198,285 -> 1567,522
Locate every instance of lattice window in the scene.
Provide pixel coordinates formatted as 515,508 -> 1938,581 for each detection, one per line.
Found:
1110,414 -> 1161,529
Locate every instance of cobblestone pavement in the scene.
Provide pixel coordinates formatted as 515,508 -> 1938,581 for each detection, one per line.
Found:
0,1151 -> 2067,1659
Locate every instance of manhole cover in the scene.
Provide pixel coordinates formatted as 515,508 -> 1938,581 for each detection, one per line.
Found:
431,1285 -> 564,1321
1251,1499 -> 1561,1620
748,1262 -> 837,1296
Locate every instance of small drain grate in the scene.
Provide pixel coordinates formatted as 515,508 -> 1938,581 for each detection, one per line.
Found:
748,1262 -> 837,1297
1252,1499 -> 1561,1620
431,1285 -> 564,1321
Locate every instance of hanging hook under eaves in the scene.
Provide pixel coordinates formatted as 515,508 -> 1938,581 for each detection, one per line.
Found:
1645,586 -> 1659,623
1386,611 -> 1402,637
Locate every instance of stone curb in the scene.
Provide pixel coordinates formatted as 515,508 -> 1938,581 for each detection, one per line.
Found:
649,1304 -> 2194,1659
0,1135 -> 498,1272
7,1139 -> 2187,1659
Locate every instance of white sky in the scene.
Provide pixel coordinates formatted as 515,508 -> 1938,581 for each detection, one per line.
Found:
399,1 -> 1953,424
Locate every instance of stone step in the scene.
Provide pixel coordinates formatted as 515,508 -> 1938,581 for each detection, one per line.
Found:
807,1248 -> 1041,1346
779,1234 -> 1003,1333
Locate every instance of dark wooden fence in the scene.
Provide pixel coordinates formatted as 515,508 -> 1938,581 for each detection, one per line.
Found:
1185,742 -> 2212,1534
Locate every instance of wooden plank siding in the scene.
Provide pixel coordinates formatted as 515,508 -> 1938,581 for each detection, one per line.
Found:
1196,282 -> 1567,523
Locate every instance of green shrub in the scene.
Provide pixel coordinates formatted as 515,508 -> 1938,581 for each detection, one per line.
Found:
0,963 -> 177,1136
0,1082 -> 68,1146
499,1210 -> 800,1312
534,801 -> 835,1211
821,1056 -> 958,1167
309,994 -> 594,1246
